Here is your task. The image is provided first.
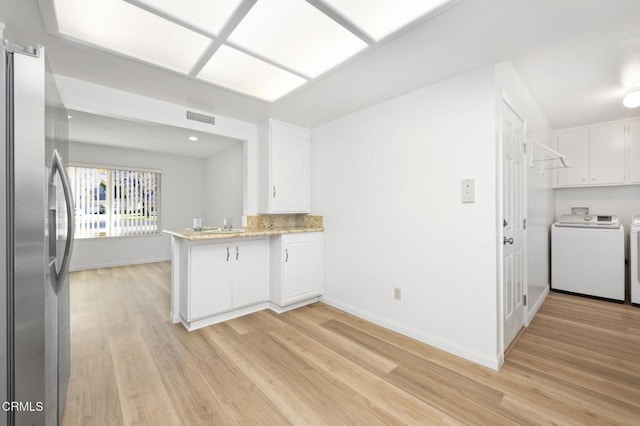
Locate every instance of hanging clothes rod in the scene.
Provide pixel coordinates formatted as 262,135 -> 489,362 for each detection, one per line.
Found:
528,139 -> 571,174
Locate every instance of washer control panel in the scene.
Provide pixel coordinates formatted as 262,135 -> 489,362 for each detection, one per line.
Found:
556,214 -> 620,228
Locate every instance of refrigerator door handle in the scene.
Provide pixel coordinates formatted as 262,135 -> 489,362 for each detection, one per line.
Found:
48,149 -> 75,295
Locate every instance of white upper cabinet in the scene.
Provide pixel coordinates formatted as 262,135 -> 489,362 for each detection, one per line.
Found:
555,121 -> 630,187
556,127 -> 589,186
258,119 -> 310,213
628,122 -> 640,183
589,124 -> 625,185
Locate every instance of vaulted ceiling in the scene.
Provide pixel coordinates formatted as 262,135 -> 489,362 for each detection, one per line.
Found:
4,0 -> 640,131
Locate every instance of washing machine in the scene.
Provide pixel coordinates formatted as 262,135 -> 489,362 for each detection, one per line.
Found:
630,216 -> 640,306
551,214 -> 624,301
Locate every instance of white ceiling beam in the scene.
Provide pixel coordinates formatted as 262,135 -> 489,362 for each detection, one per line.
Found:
123,0 -> 219,39
304,0 -> 375,46
223,41 -> 311,81
188,0 -> 257,77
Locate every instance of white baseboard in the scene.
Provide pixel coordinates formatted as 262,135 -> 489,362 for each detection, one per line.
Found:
269,297 -> 321,314
176,297 -> 321,331
320,295 -> 501,371
69,257 -> 170,272
527,285 -> 550,324
181,302 -> 269,331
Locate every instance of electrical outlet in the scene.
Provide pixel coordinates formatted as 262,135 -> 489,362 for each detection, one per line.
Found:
394,287 -> 402,301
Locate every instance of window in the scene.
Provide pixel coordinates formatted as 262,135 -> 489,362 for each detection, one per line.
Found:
68,165 -> 161,238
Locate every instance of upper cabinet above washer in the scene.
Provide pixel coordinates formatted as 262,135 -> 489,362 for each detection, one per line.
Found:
554,120 -> 632,188
258,119 -> 310,214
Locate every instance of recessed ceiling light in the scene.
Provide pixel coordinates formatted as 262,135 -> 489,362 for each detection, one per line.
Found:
53,0 -> 211,73
132,0 -> 242,36
67,115 -> 72,119
227,0 -> 367,78
623,89 -> 640,108
197,45 -> 307,102
188,136 -> 198,142
323,0 -> 452,41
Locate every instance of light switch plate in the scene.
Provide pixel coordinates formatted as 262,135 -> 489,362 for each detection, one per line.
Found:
461,178 -> 475,203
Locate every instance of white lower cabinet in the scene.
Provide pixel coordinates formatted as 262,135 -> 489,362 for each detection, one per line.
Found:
184,238 -> 268,321
270,233 -> 323,307
189,243 -> 233,320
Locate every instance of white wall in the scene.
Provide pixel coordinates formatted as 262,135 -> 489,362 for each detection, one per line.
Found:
204,143 -> 244,228
56,75 -> 259,215
311,66 -> 501,368
68,142 -> 205,270
496,62 -> 554,318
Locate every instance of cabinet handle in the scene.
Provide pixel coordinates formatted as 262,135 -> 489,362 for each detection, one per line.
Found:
236,246 -> 239,261
285,248 -> 289,262
273,185 -> 277,199
226,247 -> 229,262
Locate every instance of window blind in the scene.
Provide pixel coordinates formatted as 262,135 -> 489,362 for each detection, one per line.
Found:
68,165 -> 161,238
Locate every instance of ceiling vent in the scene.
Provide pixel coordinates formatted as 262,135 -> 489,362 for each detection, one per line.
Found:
186,110 -> 216,126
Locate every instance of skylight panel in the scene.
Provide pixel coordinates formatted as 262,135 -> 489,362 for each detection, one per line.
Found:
227,0 -> 367,79
323,0 -> 451,41
197,45 -> 307,102
53,0 -> 211,73
133,0 -> 242,36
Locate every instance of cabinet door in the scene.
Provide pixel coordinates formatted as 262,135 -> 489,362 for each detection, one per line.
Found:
589,124 -> 625,184
629,122 -> 640,183
282,236 -> 322,304
232,239 -> 269,308
271,122 -> 310,213
556,128 -> 589,186
189,244 -> 232,320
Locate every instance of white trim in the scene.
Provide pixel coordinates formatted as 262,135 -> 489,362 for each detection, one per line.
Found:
320,295 -> 501,371
527,285 -> 550,325
70,161 -> 162,174
268,297 -> 321,314
496,352 -> 505,370
177,296 -> 321,331
181,302 -> 269,331
69,256 -> 170,272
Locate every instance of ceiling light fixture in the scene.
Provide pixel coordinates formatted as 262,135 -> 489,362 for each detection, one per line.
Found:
188,136 -> 198,142
322,0 -> 451,41
53,0 -> 211,73
623,89 -> 640,108
227,0 -> 367,78
197,45 -> 307,102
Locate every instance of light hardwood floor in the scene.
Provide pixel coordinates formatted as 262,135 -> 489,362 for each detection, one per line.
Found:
62,263 -> 640,425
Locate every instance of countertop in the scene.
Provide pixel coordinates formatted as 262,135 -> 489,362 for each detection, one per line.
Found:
163,226 -> 324,241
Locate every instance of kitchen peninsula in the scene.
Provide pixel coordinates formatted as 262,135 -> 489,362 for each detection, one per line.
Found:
164,215 -> 323,331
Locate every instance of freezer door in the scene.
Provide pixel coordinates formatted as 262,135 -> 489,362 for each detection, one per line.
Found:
0,43 -> 8,426
12,47 -> 50,425
10,45 -> 71,426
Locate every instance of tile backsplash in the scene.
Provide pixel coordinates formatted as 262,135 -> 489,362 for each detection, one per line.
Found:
246,214 -> 323,231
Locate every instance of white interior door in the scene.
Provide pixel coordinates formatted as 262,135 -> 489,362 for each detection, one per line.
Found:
502,100 -> 526,349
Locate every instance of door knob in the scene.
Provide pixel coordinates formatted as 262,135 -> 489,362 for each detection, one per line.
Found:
503,219 -> 508,227
503,237 -> 514,245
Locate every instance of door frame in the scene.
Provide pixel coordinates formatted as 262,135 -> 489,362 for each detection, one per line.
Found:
496,93 -> 528,367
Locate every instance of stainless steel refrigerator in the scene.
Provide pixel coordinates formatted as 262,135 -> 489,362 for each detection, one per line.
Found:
1,32 -> 74,425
